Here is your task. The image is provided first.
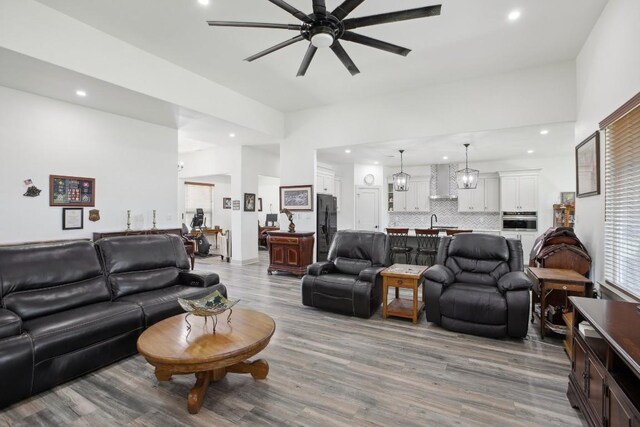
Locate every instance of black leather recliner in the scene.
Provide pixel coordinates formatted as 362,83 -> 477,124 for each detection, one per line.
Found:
0,235 -> 225,409
423,234 -> 533,339
301,230 -> 388,318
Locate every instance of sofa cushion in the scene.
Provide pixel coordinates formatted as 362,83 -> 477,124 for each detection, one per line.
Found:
23,301 -> 144,364
96,235 -> 190,299
0,309 -> 22,339
0,241 -> 111,320
448,234 -> 509,261
334,257 -> 372,275
445,257 -> 510,286
328,231 -> 388,266
313,274 -> 357,299
119,284 -> 227,327
440,283 -> 507,325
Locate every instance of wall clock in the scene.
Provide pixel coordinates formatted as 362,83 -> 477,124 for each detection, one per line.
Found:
364,174 -> 375,185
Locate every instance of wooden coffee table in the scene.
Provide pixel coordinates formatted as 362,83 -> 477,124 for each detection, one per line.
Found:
381,264 -> 428,324
137,308 -> 275,414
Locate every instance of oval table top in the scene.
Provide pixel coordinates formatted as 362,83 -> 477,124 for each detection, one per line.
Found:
137,308 -> 275,366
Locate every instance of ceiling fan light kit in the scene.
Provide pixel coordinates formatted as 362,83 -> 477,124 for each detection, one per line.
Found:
207,0 -> 442,76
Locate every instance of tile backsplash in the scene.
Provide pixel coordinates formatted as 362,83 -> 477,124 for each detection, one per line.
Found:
388,200 -> 501,230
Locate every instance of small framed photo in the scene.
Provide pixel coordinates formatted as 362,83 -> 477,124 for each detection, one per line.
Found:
258,198 -> 263,212
561,192 -> 576,206
244,193 -> 256,212
232,200 -> 241,211
223,197 -> 232,209
62,208 -> 84,230
280,185 -> 313,211
576,132 -> 601,198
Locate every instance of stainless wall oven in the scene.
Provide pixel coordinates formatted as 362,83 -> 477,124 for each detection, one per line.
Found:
502,211 -> 538,231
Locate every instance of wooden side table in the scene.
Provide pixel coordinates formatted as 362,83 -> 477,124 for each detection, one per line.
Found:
526,267 -> 593,340
381,264 -> 428,324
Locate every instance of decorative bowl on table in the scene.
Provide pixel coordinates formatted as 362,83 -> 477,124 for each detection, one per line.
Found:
178,290 -> 239,332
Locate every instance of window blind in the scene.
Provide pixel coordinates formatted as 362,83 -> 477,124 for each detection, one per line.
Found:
184,182 -> 214,224
604,103 -> 640,299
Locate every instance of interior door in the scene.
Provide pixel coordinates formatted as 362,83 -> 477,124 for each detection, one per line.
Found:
356,187 -> 380,231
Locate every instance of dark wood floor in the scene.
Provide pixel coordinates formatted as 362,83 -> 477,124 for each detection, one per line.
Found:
0,252 -> 585,426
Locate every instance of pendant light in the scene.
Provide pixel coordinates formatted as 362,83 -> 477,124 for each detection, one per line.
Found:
456,143 -> 479,190
393,149 -> 411,191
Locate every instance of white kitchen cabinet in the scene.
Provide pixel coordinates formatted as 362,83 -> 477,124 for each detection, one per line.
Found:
316,170 -> 335,194
501,231 -> 538,262
457,176 -> 500,212
334,177 -> 342,211
499,171 -> 540,212
390,177 -> 430,212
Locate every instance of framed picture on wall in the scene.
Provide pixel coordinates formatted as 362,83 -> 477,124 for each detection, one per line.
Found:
50,175 -> 95,207
223,197 -> 232,209
244,193 -> 256,212
62,208 -> 84,230
561,192 -> 576,206
258,198 -> 263,212
280,185 -> 313,211
575,132 -> 601,198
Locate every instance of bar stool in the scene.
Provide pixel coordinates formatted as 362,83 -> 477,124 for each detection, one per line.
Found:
446,229 -> 473,235
414,229 -> 440,266
386,228 -> 413,264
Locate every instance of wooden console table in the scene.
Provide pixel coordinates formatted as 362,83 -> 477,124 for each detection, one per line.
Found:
93,228 -> 195,270
527,267 -> 592,340
266,231 -> 314,278
567,297 -> 640,427
381,264 -> 428,324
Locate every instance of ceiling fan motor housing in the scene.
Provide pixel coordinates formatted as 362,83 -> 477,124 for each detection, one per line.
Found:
305,15 -> 343,48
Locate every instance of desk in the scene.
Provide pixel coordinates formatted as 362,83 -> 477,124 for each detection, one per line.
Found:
192,228 -> 223,249
526,267 -> 592,340
381,264 -> 428,324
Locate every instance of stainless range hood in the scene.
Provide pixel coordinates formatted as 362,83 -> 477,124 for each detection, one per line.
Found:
429,164 -> 458,200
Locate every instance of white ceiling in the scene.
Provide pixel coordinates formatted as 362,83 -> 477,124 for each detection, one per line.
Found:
317,122 -> 575,166
35,0 -> 607,112
0,48 -> 280,153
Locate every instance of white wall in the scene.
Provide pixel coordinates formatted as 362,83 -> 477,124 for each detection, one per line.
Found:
0,85 -> 178,243
258,175 -> 279,224
574,0 -> 640,288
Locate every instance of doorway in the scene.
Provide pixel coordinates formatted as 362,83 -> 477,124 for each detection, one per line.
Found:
355,186 -> 380,232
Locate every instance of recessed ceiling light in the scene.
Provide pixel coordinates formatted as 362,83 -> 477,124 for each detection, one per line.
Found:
527,150 -> 534,154
229,133 -> 235,138
76,90 -> 87,97
198,0 -> 210,5
374,161 -> 379,165
540,130 -> 549,135
345,149 -> 352,154
443,156 -> 448,160
508,10 -> 521,21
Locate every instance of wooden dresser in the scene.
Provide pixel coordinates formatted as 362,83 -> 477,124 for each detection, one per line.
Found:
567,297 -> 640,427
266,231 -> 314,278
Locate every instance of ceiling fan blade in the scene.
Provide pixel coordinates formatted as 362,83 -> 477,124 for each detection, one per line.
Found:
341,31 -> 411,56
207,21 -> 302,30
245,35 -> 305,62
312,0 -> 326,15
331,0 -> 366,21
330,41 -> 360,76
343,5 -> 441,30
267,0 -> 313,23
297,44 -> 318,77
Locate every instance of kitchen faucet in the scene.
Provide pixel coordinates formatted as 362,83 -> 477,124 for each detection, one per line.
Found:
430,214 -> 438,229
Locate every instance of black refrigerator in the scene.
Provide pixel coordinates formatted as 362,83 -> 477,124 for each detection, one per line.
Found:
317,194 -> 338,262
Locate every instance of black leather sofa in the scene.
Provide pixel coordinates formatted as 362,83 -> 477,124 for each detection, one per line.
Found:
301,230 -> 388,318
0,234 -> 225,409
423,234 -> 533,339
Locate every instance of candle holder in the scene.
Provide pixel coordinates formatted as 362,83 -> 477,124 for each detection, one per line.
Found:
152,210 -> 158,231
126,210 -> 132,231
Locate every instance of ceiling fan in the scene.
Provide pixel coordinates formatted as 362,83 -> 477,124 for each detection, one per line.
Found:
207,0 -> 442,76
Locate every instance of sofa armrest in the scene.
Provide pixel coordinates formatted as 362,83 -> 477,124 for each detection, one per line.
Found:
179,270 -> 221,288
497,271 -> 533,293
0,309 -> 22,340
423,265 -> 455,286
306,261 -> 335,276
358,266 -> 386,283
